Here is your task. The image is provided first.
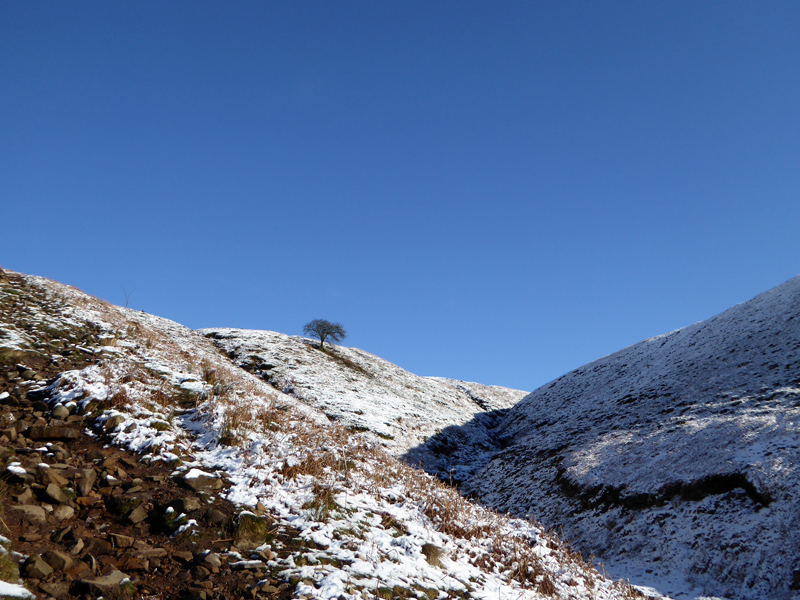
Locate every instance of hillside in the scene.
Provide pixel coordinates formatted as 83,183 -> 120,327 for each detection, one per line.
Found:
0,269 -> 630,600
426,276 -> 800,599
200,327 -> 524,454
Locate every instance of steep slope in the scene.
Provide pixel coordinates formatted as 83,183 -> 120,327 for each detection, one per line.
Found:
199,328 -> 525,454
0,270 -> 630,600
446,276 -> 800,599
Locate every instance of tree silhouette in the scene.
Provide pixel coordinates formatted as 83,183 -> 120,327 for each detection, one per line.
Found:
302,319 -> 346,351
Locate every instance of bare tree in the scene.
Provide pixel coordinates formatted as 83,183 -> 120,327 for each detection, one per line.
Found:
302,319 -> 346,351
122,286 -> 137,308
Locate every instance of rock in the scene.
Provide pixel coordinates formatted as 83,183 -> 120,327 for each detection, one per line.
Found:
109,532 -> 134,548
28,425 -> 80,440
139,547 -> 167,559
5,464 -> 32,485
233,512 -> 268,551
171,497 -> 202,513
67,560 -> 89,578
45,482 -> 72,505
172,550 -> 194,564
68,538 -> 85,555
118,556 -> 149,572
40,467 -> 69,487
24,555 -> 54,579
12,486 -> 34,503
9,504 -> 47,525
197,551 -> 222,572
80,570 -> 133,597
53,505 -> 75,520
41,549 -> 74,571
77,468 -> 97,496
104,415 -> 126,432
256,548 -> 275,561
38,582 -> 70,598
83,537 -> 112,555
128,505 -> 148,524
205,508 -> 227,525
51,526 -> 72,543
179,468 -> 224,491
251,581 -> 280,595
230,559 -> 266,571
51,404 -> 70,420
191,565 -> 210,579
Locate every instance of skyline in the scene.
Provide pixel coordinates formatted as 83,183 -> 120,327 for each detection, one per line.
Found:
2,2 -> 799,391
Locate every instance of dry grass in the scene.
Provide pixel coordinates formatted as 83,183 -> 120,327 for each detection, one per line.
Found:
302,483 -> 340,522
420,543 -> 443,567
24,274 -> 621,598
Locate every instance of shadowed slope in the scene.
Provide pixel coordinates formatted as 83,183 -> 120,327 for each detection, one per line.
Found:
414,276 -> 800,599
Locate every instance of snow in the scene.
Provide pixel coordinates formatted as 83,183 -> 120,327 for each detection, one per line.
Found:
184,468 -> 214,480
0,270 -> 633,600
0,582 -> 35,600
434,274 -> 800,600
200,328 -> 526,454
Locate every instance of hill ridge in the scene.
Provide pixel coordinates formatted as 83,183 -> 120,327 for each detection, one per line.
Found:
416,274 -> 800,600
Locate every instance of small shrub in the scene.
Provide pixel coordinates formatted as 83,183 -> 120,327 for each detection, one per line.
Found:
109,386 -> 129,409
0,551 -> 20,584
302,483 -> 338,522
201,361 -> 217,385
421,543 -> 443,567
537,572 -> 557,596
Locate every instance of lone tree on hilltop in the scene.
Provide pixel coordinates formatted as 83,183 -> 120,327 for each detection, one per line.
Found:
303,319 -> 346,351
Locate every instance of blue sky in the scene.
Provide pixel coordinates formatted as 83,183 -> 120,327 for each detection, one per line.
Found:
2,2 -> 799,391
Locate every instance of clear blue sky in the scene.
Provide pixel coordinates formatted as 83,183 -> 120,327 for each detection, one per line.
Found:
2,2 -> 799,391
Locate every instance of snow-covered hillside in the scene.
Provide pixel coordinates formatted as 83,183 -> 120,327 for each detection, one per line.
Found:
200,328 -> 525,454
1,270 -> 631,600
429,276 -> 800,600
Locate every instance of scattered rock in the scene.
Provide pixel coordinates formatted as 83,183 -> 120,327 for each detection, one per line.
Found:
41,549 -> 74,571
104,415 -> 126,432
77,468 -> 97,496
233,512 -> 268,550
109,532 -> 134,548
171,496 -> 202,512
24,555 -> 54,579
79,569 -> 133,597
53,505 -> 75,520
179,469 -> 224,492
197,551 -> 222,572
9,504 -> 47,525
28,425 -> 80,440
51,405 -> 70,420
50,526 -> 72,543
128,505 -> 148,524
38,581 -> 70,598
205,508 -> 227,525
68,538 -> 84,555
83,537 -> 112,556
44,482 -> 72,505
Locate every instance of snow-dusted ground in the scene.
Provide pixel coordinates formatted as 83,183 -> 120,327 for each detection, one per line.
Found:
200,328 -> 525,454
429,275 -> 800,600
0,272 -> 629,600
